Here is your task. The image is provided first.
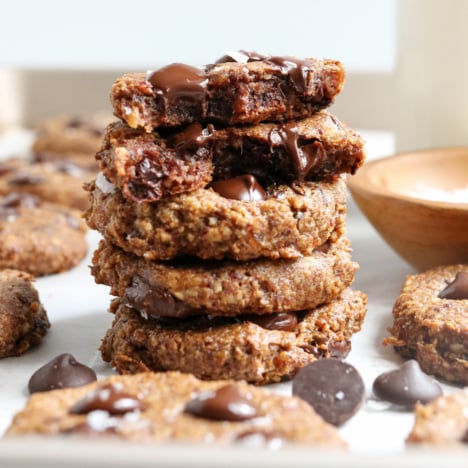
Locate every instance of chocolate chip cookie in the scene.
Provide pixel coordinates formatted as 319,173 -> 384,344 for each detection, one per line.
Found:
91,237 -> 357,318
96,111 -> 365,203
0,158 -> 93,210
100,289 -> 366,384
111,53 -> 345,130
0,193 -> 88,276
0,269 -> 49,358
85,176 -> 347,261
384,264 -> 468,384
6,371 -> 346,447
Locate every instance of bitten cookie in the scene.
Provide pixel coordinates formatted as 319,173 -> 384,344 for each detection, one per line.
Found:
6,371 -> 346,448
101,289 -> 366,384
407,388 -> 468,447
0,193 -> 88,276
96,112 -> 365,203
111,54 -> 345,129
0,159 -> 93,210
0,269 -> 49,358
91,237 -> 358,318
85,176 -> 347,261
384,265 -> 468,384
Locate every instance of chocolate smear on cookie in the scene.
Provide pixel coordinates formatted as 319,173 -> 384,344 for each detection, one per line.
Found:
372,360 -> 442,408
438,272 -> 468,300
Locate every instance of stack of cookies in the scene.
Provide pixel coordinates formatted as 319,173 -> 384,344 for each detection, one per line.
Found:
85,51 -> 367,384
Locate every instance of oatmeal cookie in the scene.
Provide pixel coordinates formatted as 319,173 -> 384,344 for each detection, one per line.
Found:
111,54 -> 345,130
384,264 -> 468,384
96,112 -> 365,203
85,176 -> 347,261
6,371 -> 345,447
406,388 -> 468,447
0,193 -> 88,276
91,237 -> 357,318
101,289 -> 366,384
0,269 -> 49,358
0,159 -> 93,210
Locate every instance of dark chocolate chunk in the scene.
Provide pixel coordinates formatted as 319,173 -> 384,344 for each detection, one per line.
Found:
70,383 -> 144,415
28,353 -> 97,394
184,384 -> 258,421
372,360 -> 443,408
438,272 -> 468,300
210,174 -> 266,201
265,56 -> 311,93
247,312 -> 298,331
292,358 -> 365,426
167,123 -> 213,151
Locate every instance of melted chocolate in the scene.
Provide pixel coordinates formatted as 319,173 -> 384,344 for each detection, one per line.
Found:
438,272 -> 468,300
372,360 -> 443,408
247,312 -> 297,331
184,384 -> 258,421
210,174 -> 266,201
148,63 -> 206,106
70,383 -> 145,416
215,50 -> 266,64
265,56 -> 311,93
28,353 -> 97,394
167,123 -> 213,151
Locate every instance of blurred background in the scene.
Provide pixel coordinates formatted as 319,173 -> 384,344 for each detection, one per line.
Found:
0,0 -> 467,150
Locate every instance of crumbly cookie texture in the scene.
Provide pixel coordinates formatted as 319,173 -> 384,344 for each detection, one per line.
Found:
32,113 -> 113,170
384,264 -> 468,384
91,237 -> 357,318
0,269 -> 49,358
0,193 -> 88,276
0,158 -> 93,210
101,289 -> 366,384
85,176 -> 347,262
111,57 -> 345,129
96,112 -> 365,203
407,388 -> 468,447
6,371 -> 346,448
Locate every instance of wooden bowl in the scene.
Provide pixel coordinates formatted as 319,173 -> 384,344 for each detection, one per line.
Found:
348,147 -> 468,271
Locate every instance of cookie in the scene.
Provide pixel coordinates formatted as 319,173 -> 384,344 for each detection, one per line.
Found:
100,289 -> 366,384
0,158 -> 93,210
6,371 -> 346,447
32,113 -> 112,170
0,193 -> 88,276
85,176 -> 347,261
384,265 -> 468,384
96,111 -> 365,203
91,237 -> 358,318
0,269 -> 49,358
111,54 -> 345,130
406,388 -> 468,447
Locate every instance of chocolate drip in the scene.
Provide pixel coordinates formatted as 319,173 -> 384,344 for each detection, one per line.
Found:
438,272 -> 468,300
210,174 -> 266,201
266,56 -> 311,93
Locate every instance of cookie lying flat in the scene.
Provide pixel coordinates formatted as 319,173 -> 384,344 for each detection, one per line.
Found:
91,237 -> 357,318
32,113 -> 112,170
407,388 -> 468,447
97,112 -> 365,203
0,193 -> 88,276
0,269 -> 49,358
6,371 -> 346,448
0,159 -> 93,210
85,176 -> 347,261
101,289 -> 366,384
111,54 -> 345,130
384,265 -> 468,384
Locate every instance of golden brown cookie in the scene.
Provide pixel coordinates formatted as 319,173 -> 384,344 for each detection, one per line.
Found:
384,264 -> 468,384
0,269 -> 49,358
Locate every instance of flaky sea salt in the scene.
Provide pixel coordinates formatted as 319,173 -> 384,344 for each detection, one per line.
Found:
409,183 -> 468,203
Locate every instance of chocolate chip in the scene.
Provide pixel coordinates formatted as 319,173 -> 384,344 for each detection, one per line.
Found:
292,358 -> 365,426
184,384 -> 258,421
247,312 -> 298,331
438,272 -> 468,300
28,353 -> 97,394
372,360 -> 443,408
210,174 -> 267,202
70,383 -> 145,416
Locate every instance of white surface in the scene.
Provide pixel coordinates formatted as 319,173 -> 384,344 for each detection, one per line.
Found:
0,130 -> 467,465
0,0 -> 395,71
